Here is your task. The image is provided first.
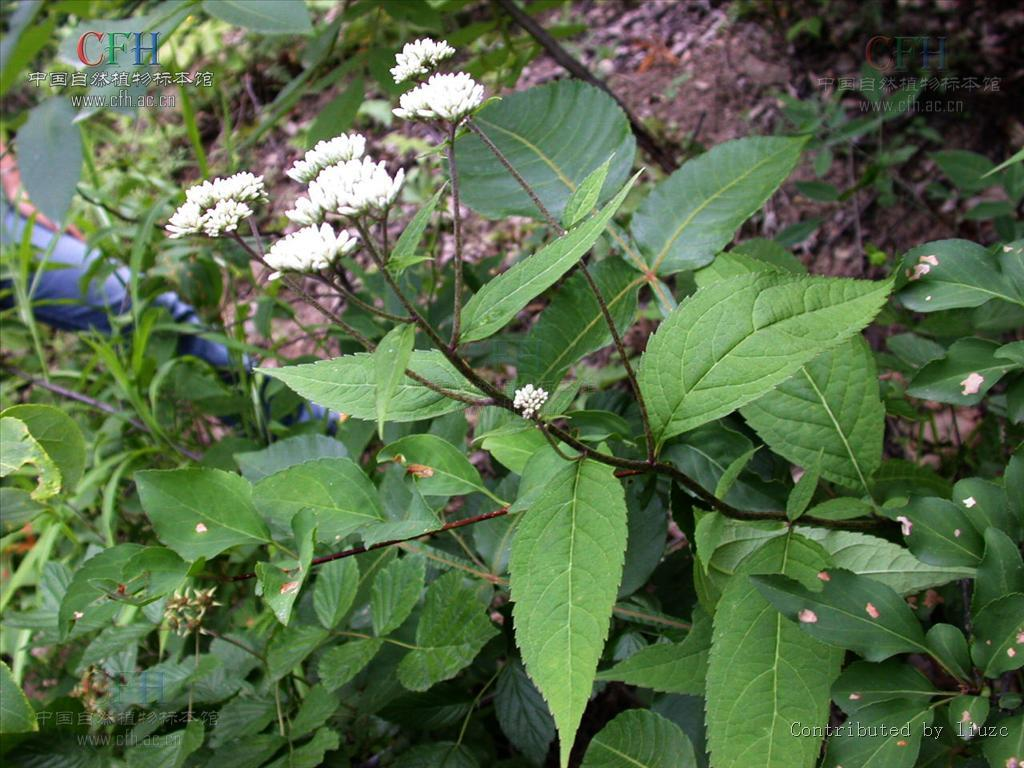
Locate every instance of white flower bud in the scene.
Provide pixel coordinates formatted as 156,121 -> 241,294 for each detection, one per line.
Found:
513,384 -> 549,419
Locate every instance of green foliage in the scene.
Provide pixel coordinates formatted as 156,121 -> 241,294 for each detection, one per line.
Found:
638,273 -> 891,446
631,136 -> 807,274
509,459 -> 628,765
457,80 -> 636,221
2,5 -> 1022,766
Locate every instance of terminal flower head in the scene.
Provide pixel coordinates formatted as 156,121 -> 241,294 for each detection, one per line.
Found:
167,172 -> 265,238
309,157 -> 404,218
514,384 -> 549,419
393,72 -> 484,122
391,38 -> 455,84
287,133 -> 367,183
265,224 -> 358,279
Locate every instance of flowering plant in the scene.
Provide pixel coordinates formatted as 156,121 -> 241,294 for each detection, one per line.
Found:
3,11 -> 1023,768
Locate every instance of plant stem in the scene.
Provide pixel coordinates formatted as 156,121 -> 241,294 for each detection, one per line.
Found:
229,507 -> 511,582
466,120 -> 561,231
468,119 -> 655,461
2,364 -> 202,462
447,124 -> 466,348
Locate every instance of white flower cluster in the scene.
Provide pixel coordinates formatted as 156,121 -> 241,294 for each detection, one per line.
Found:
394,72 -> 485,123
166,172 -> 266,238
390,38 -> 455,84
513,384 -> 549,419
286,133 -> 366,184
288,157 -> 404,224
264,223 -> 358,280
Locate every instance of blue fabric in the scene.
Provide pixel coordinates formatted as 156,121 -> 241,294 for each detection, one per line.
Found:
1,204 -> 336,430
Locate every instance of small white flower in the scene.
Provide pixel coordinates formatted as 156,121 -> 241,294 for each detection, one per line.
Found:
285,195 -> 323,226
896,515 -> 913,537
212,171 -> 266,204
310,157 -> 405,218
166,200 -> 204,238
287,134 -> 367,183
513,384 -> 549,419
265,223 -> 358,279
393,72 -> 484,122
169,172 -> 266,238
391,38 -> 455,84
201,199 -> 253,237
185,179 -> 218,209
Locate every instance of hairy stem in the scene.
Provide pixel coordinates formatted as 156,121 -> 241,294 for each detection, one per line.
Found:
447,125 -> 466,348
467,119 -> 655,461
3,364 -> 202,462
230,507 -> 512,582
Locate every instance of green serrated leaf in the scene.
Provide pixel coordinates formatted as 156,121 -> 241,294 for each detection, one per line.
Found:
802,529 -> 973,595
581,709 -> 697,767
631,136 -> 807,275
751,568 -> 929,661
518,259 -> 641,390
397,571 -> 499,691
374,324 -> 416,439
639,273 -> 892,447
388,186 -> 445,274
563,156 -> 612,228
460,171 -> 639,343
706,533 -> 842,768
267,623 -> 329,681
742,336 -> 884,491
58,544 -> 144,637
457,80 -> 635,221
136,468 -> 271,561
234,433 -> 348,483
318,638 -> 382,692
509,459 -> 628,767
596,607 -> 711,694
202,0 -> 312,35
257,350 -> 483,422
253,457 -> 384,544
494,659 -> 556,765
378,434 -> 499,502
313,558 -> 359,629
372,555 -> 425,636
0,660 -> 38,734
126,719 -> 204,768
